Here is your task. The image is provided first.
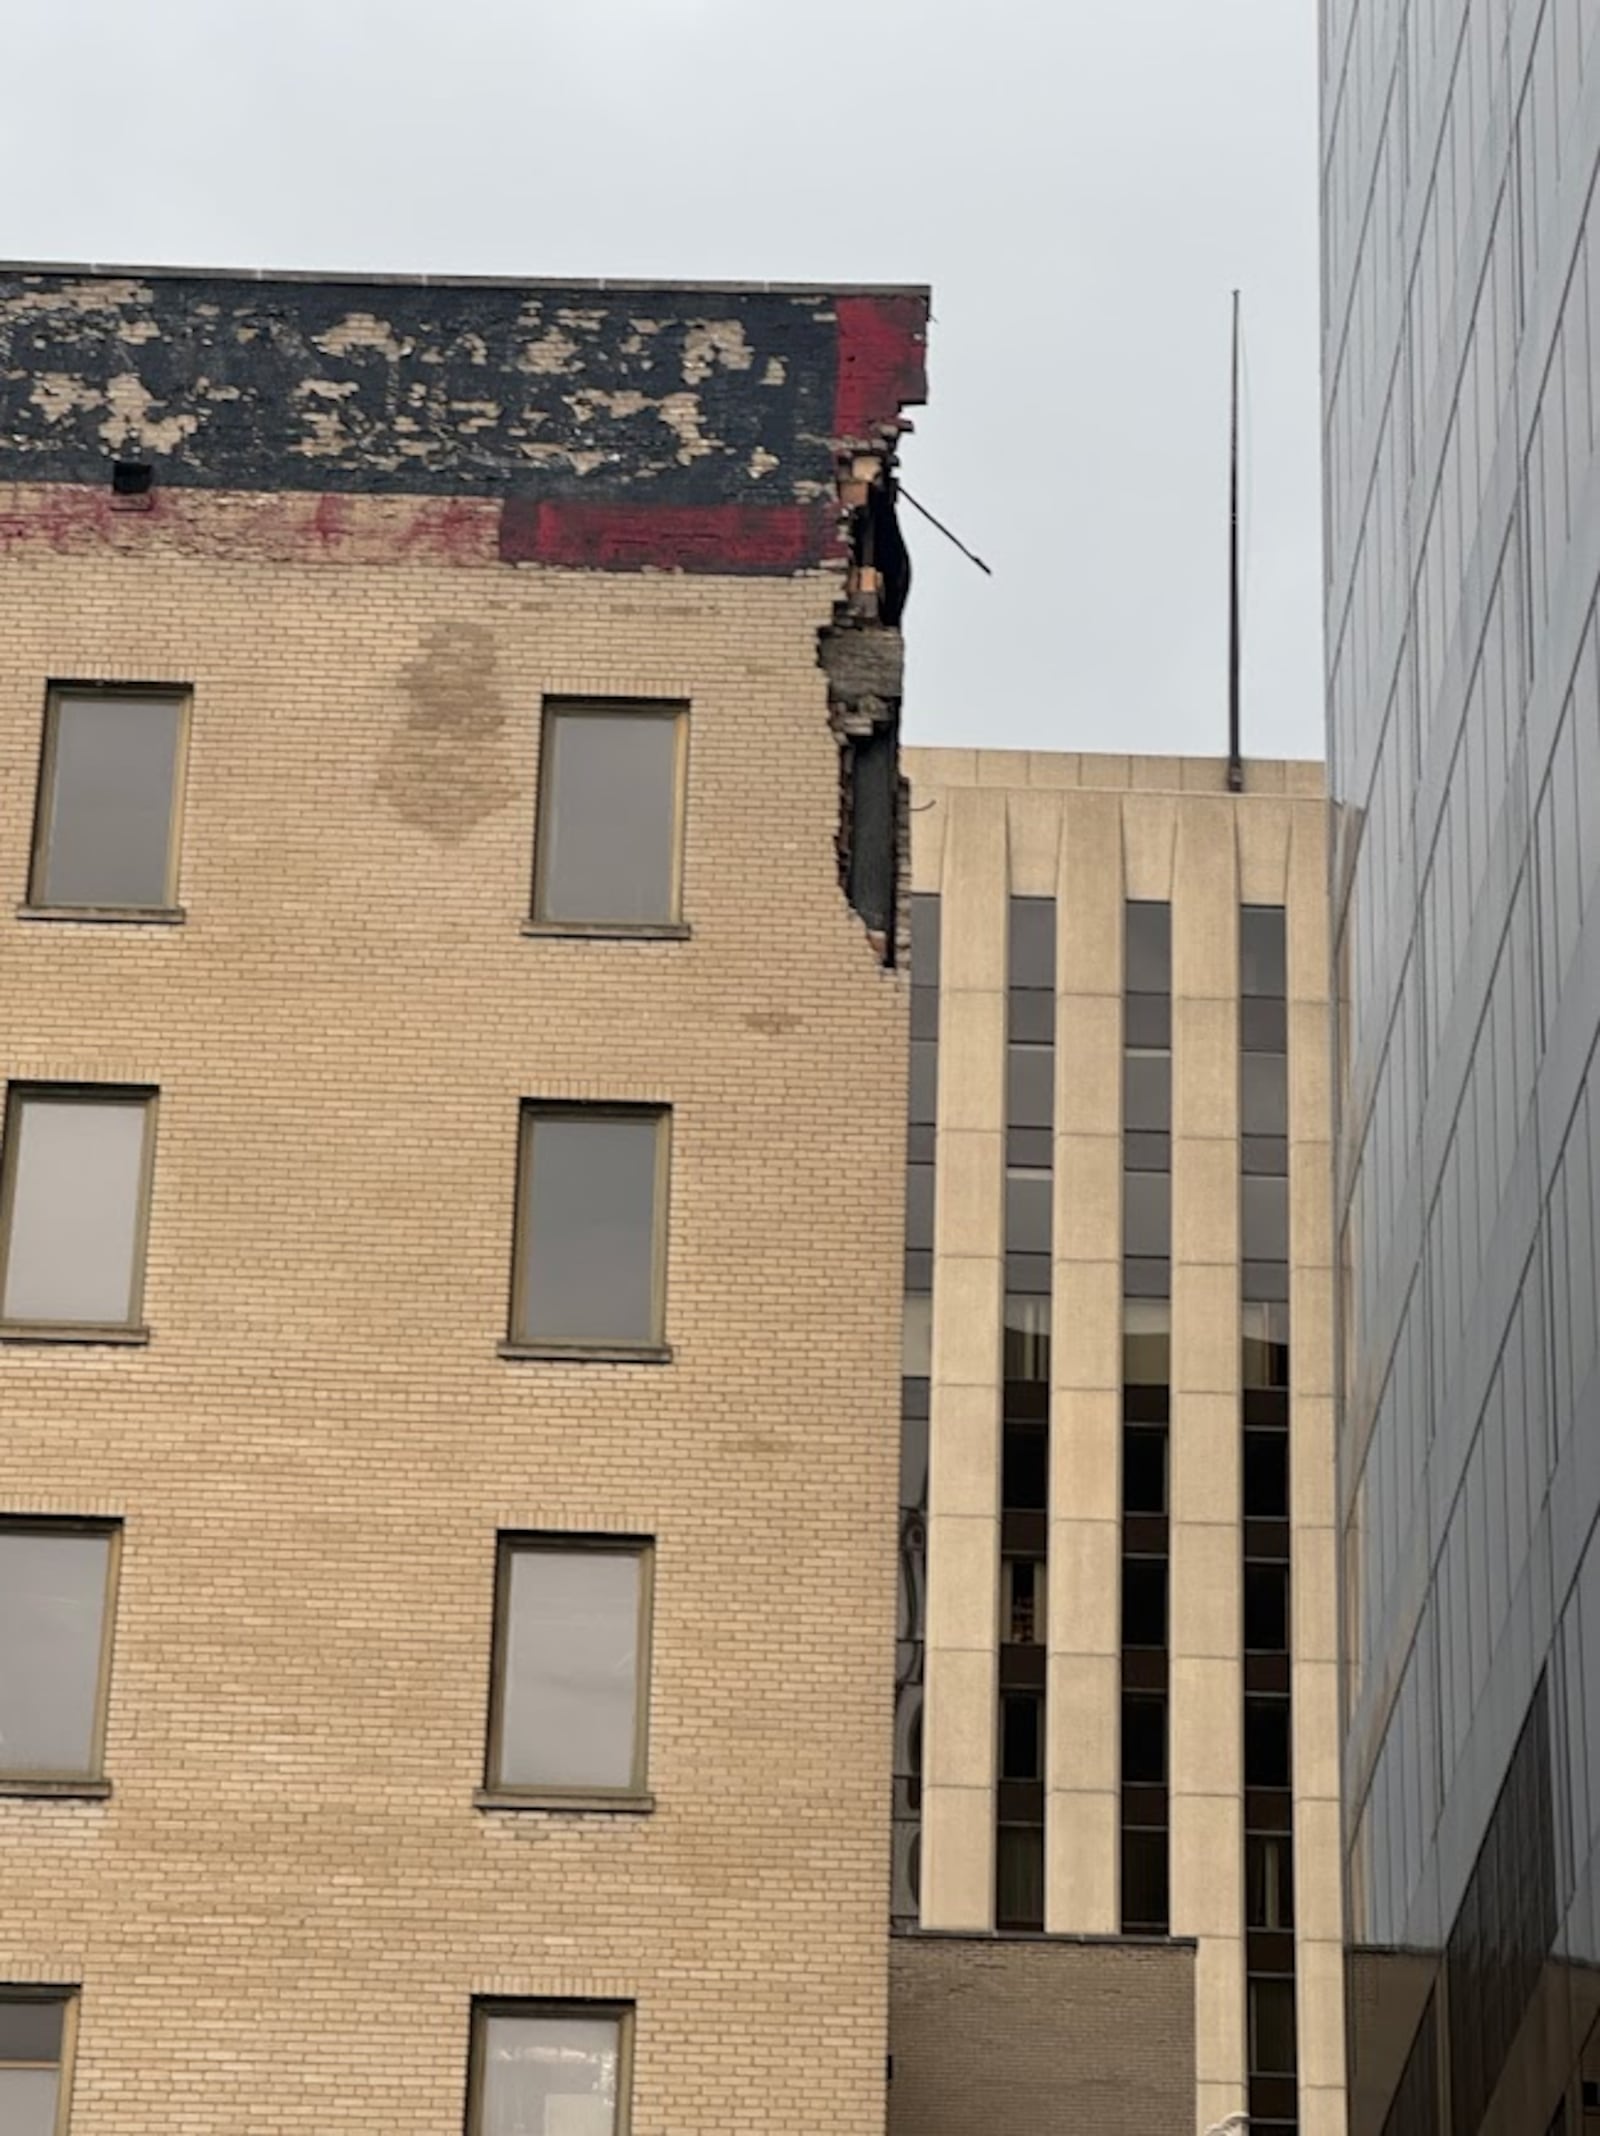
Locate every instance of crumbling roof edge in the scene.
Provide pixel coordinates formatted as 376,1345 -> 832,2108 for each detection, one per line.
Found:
0,259 -> 933,304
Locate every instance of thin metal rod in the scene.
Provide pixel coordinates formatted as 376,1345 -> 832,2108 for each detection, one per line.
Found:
1227,290 -> 1244,792
897,484 -> 993,576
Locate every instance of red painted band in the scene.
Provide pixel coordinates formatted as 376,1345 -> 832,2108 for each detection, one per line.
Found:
497,498 -> 839,573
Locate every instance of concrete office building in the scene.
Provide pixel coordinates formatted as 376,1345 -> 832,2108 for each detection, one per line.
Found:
889,747 -> 1346,2136
1321,0 -> 1600,2127
0,265 -> 925,2134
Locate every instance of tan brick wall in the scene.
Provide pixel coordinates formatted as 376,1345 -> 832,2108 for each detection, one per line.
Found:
0,523 -> 907,2132
888,1932 -> 1197,2134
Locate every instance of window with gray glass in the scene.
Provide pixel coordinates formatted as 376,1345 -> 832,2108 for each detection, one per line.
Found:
0,1088 -> 157,1333
0,1524 -> 119,1782
509,1107 -> 668,1352
1247,1831 -> 1295,1930
0,1994 -> 74,2135
31,688 -> 187,913
1249,1975 -> 1298,2077
485,1538 -> 652,1800
469,2002 -> 630,2136
533,700 -> 686,927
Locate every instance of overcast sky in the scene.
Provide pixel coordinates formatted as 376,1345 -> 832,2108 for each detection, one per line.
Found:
4,0 -> 1323,763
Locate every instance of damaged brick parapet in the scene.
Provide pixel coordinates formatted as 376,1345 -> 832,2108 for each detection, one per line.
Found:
0,269 -> 926,565
822,428 -> 917,966
0,265 -> 929,956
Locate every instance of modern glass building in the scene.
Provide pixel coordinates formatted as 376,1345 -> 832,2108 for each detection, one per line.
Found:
1322,1 -> 1600,2127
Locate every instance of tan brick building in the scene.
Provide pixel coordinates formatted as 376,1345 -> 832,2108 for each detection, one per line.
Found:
0,266 -> 926,2134
890,749 -> 1347,2136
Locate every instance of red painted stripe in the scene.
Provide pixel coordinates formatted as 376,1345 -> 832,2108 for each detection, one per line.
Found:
497,498 -> 838,573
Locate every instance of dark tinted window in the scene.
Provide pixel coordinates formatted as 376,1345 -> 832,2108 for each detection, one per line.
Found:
905,1163 -> 934,1252
1242,1052 -> 1289,1135
0,1994 -> 68,2134
1004,1296 -> 1051,1384
1243,1302 -> 1291,1388
1002,1559 -> 1046,1645
1245,1698 -> 1292,1786
534,703 -> 683,923
1007,1125 -> 1053,1168
1124,1130 -> 1172,1171
1008,897 -> 1056,989
1240,906 -> 1287,996
1244,1563 -> 1290,1652
909,1040 -> 938,1126
1122,1559 -> 1167,1647
1005,1171 -> 1052,1252
996,1824 -> 1045,1929
1124,1428 -> 1168,1514
1249,1976 -> 1298,2074
1123,1301 -> 1171,1386
1006,1047 -> 1054,1128
1003,1423 -> 1049,1511
1243,1430 -> 1289,1516
0,2002 -> 62,2061
1125,902 -> 1172,992
1246,1833 -> 1295,1928
1122,1693 -> 1166,1782
1007,989 -> 1054,1043
1122,1828 -> 1169,1931
1242,1176 -> 1289,1261
1125,993 -> 1171,1048
909,893 -> 941,978
1242,996 -> 1288,1053
1124,1053 -> 1172,1132
1124,1173 -> 1171,1257
1001,1694 -> 1042,1780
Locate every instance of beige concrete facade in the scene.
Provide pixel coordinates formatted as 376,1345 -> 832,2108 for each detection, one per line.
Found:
905,747 -> 1346,2136
0,526 -> 908,2128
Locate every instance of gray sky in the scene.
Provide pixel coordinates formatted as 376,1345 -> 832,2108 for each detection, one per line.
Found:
5,0 -> 1323,763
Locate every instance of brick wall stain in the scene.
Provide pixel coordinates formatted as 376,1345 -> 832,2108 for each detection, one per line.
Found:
379,620 -> 519,842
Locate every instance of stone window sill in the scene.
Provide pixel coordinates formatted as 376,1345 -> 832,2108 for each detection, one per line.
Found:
0,1778 -> 112,1800
520,920 -> 690,942
498,1342 -> 672,1366
16,905 -> 186,926
474,1789 -> 655,1815
0,1324 -> 150,1347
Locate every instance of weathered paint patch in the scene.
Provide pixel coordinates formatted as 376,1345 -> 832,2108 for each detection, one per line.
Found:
0,482 -> 502,566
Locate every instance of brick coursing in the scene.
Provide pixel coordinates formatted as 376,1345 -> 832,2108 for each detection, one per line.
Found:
0,505 -> 908,2126
889,1933 -> 1198,2135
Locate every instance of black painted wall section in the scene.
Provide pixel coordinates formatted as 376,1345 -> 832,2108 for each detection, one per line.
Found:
0,272 -> 891,502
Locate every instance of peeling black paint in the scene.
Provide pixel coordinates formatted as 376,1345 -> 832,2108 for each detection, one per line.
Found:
0,274 -> 843,503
